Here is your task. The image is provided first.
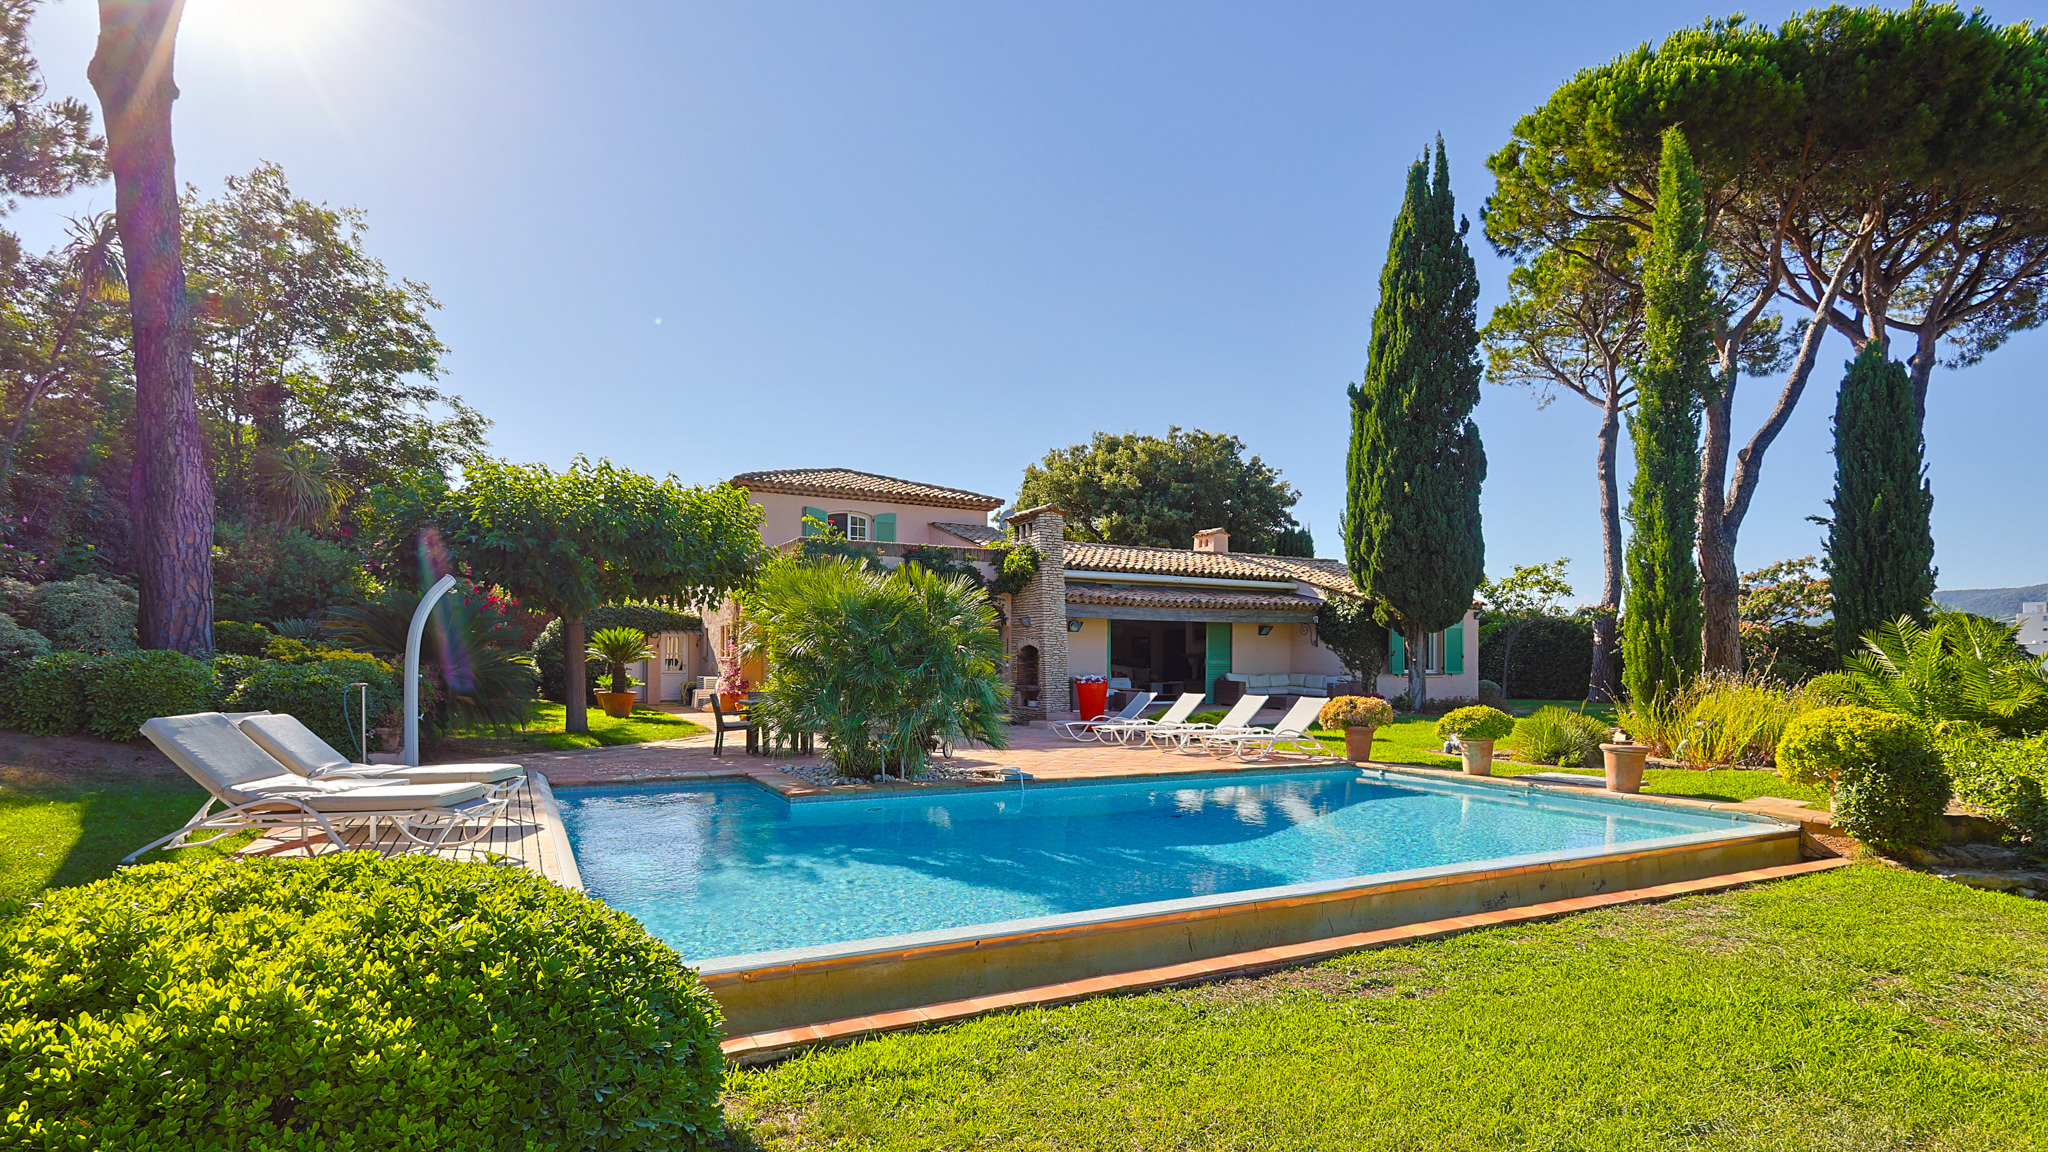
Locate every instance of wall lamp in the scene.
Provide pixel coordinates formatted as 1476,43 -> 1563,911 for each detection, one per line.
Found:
1256,625 -> 1274,636
1067,619 -> 1085,633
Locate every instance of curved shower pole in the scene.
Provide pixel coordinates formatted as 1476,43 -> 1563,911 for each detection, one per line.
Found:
404,573 -> 460,767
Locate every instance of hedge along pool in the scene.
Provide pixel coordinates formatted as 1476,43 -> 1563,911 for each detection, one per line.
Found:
555,770 -> 1756,963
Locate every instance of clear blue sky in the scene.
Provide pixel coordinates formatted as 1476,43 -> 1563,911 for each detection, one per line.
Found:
18,0 -> 2048,596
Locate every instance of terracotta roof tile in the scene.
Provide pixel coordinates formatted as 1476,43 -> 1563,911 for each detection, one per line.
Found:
930,521 -> 1005,545
1060,542 -> 1359,595
1065,582 -> 1322,613
730,468 -> 1003,511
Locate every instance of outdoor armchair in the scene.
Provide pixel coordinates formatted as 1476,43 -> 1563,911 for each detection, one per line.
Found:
1051,691 -> 1156,740
1194,696 -> 1330,761
124,712 -> 515,863
236,712 -> 524,792
1148,694 -> 1270,750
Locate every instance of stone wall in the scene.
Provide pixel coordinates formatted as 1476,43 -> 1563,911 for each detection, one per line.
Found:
1006,505 -> 1070,717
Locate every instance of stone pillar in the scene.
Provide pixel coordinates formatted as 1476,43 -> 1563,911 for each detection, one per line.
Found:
1006,505 -> 1070,717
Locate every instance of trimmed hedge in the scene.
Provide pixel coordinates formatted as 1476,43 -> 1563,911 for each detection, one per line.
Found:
212,619 -> 272,656
82,649 -> 217,741
1478,615 -> 1593,700
224,656 -> 400,756
0,854 -> 726,1150
533,604 -> 702,703
1941,734 -> 2048,846
0,651 -> 93,735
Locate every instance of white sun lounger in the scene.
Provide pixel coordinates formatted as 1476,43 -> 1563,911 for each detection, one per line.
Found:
1151,694 -> 1269,750
236,712 -> 525,791
1050,691 -> 1156,740
124,712 -> 515,863
1093,692 -> 1204,745
1195,696 -> 1331,761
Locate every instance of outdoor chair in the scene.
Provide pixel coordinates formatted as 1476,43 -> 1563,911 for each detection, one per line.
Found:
1148,694 -> 1270,750
236,712 -> 524,792
1093,692 -> 1203,745
1050,691 -> 1156,740
125,713 -> 516,863
710,695 -> 755,757
1194,696 -> 1331,761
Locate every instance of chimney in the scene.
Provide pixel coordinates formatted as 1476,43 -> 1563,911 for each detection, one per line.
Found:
1193,527 -> 1230,554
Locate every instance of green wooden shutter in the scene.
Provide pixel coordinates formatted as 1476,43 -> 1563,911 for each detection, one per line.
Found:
802,507 -> 828,537
872,513 -> 896,542
1389,631 -> 1406,674
1443,620 -> 1464,673
1204,623 -> 1233,701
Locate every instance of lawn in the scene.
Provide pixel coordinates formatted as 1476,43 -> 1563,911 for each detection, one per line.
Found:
438,702 -> 706,756
719,865 -> 2048,1151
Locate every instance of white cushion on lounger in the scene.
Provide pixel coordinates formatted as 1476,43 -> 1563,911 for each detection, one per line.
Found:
289,781 -> 488,812
237,713 -> 522,784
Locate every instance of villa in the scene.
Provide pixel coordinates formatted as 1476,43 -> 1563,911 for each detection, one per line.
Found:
709,467 -> 1477,714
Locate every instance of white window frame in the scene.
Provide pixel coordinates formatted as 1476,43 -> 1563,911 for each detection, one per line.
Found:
829,511 -> 870,541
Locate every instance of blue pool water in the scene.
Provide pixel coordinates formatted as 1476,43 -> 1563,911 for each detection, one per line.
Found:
557,771 -> 1746,961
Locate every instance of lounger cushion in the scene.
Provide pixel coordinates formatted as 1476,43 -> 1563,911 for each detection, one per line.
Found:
142,713 -> 319,794
237,713 -> 353,776
291,781 -> 488,812
238,714 -> 523,784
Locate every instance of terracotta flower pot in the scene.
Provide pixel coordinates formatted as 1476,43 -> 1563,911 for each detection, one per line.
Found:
1600,743 -> 1650,793
1458,737 -> 1496,776
596,691 -> 638,719
1344,726 -> 1376,763
719,692 -> 744,712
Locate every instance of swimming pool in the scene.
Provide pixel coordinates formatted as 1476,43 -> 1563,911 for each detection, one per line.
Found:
557,769 -> 1751,962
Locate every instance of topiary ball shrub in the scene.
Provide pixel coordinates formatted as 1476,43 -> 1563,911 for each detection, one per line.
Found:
0,650 -> 93,735
1435,704 -> 1515,742
0,854 -> 727,1150
1779,705 -> 1950,852
1319,694 -> 1395,731
82,649 -> 219,740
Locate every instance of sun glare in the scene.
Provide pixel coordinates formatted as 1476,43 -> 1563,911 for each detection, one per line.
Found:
184,0 -> 359,53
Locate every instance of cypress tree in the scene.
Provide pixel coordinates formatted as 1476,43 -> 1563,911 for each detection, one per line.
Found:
1621,128 -> 1710,705
1825,342 -> 1936,658
1343,137 -> 1486,708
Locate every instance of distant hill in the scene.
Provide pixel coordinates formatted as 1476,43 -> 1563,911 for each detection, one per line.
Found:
1933,584 -> 2048,619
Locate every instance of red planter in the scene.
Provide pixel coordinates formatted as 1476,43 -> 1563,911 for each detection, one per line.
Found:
1075,680 -> 1108,719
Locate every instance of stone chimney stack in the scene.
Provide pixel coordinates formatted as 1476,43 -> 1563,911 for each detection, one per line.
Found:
1004,504 -> 1070,718
1193,527 -> 1230,554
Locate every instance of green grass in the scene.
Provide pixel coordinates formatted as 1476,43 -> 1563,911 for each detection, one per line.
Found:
439,702 -> 706,756
720,866 -> 2048,1150
0,776 -> 240,903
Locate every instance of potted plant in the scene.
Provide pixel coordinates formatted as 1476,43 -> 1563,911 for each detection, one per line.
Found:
715,635 -> 749,711
1600,728 -> 1651,793
1319,695 -> 1395,762
1435,705 -> 1515,776
587,627 -> 655,719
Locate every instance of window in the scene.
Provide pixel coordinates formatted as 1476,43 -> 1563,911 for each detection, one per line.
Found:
828,512 -> 869,541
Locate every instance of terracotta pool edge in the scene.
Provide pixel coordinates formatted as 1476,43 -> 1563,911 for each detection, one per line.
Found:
719,856 -> 1855,1065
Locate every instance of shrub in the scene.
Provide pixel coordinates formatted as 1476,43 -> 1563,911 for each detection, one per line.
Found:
212,619 -> 272,656
9,574 -> 136,652
212,653 -> 265,701
1514,706 -> 1610,767
1743,619 -> 1837,683
0,854 -> 726,1150
0,650 -> 93,734
1778,706 -> 1927,792
0,611 -> 50,667
533,603 -> 702,703
1436,705 -> 1515,741
1841,611 -> 2048,737
83,649 -> 218,740
211,520 -> 368,623
1939,733 -> 2048,846
1674,673 -> 1808,768
224,657 -> 400,755
1477,678 -> 1504,703
1319,695 -> 1396,730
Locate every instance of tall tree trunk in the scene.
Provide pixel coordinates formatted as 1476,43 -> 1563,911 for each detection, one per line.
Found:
1696,373 -> 1741,674
1405,621 -> 1428,710
1588,391 -> 1624,703
563,615 -> 588,734
89,0 -> 212,654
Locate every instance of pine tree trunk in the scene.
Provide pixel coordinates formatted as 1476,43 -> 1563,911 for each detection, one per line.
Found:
1697,376 -> 1741,674
563,615 -> 589,734
89,0 -> 212,655
1588,391 -> 1624,702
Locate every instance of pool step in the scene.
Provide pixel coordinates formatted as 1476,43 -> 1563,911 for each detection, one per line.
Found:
719,856 -> 1852,1065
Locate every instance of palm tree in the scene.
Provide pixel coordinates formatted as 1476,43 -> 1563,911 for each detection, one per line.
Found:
1841,611 -> 2048,736
586,627 -> 655,695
